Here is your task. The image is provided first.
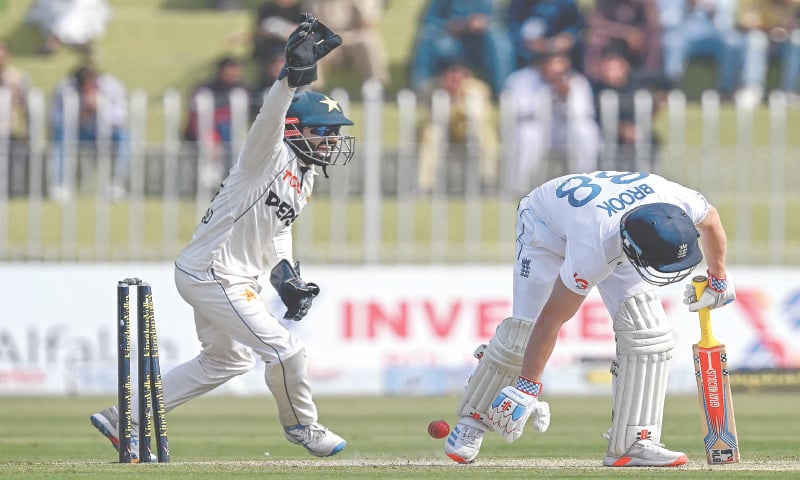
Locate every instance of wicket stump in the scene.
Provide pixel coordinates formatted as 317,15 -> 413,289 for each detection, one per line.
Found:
117,278 -> 170,463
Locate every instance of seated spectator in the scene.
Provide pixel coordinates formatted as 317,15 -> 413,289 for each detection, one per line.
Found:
26,0 -> 113,55
737,0 -> 800,105
183,56 -> 251,186
583,0 -> 663,84
49,62 -> 128,201
251,0 -> 303,94
659,0 -> 743,96
306,0 -> 390,89
417,62 -> 499,194
409,0 -> 515,97
591,42 -> 668,171
502,49 -> 600,196
507,0 -> 587,71
0,40 -> 31,197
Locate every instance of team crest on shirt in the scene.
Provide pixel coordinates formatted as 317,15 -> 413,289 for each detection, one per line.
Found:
242,288 -> 258,302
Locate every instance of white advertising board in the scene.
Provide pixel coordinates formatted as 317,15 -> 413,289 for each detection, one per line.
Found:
1,264 -> 798,397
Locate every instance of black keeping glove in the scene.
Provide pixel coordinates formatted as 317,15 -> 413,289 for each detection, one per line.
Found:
278,13 -> 342,87
270,259 -> 320,321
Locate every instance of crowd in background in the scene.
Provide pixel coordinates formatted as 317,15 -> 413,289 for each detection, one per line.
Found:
3,0 -> 800,200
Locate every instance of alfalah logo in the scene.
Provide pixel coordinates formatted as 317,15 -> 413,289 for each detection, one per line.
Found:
677,243 -> 688,258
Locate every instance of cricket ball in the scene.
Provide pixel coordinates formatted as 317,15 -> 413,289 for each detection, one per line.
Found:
427,419 -> 450,439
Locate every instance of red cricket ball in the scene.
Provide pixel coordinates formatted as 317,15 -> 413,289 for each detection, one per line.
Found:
427,419 -> 450,439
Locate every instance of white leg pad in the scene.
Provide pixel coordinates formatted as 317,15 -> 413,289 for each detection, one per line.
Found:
607,291 -> 675,456
264,347 -> 318,427
456,317 -> 534,430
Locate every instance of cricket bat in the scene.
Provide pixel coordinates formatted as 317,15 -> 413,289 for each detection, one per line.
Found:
692,275 -> 740,464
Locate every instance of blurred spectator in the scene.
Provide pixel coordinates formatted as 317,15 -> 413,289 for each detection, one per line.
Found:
659,0 -> 743,96
502,49 -> 600,195
251,0 -> 303,94
417,62 -> 499,194
737,0 -> 800,105
591,42 -> 667,171
184,56 -> 250,185
507,0 -> 587,71
26,0 -> 112,55
409,0 -> 515,97
583,0 -> 663,83
305,0 -> 390,88
0,40 -> 31,197
49,63 -> 129,201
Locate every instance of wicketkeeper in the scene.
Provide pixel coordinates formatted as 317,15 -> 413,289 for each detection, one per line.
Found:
92,13 -> 355,459
445,171 -> 735,466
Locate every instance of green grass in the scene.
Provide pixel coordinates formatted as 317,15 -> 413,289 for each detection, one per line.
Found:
0,393 -> 798,478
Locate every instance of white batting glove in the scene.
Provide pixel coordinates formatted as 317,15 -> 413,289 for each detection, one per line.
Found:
487,377 -> 550,443
683,271 -> 736,312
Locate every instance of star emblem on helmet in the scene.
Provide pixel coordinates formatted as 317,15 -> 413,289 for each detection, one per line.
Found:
319,95 -> 341,112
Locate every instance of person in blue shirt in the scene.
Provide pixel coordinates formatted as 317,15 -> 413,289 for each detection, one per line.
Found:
409,0 -> 514,97
507,0 -> 587,70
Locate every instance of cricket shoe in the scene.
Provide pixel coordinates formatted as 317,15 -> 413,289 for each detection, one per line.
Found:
603,439 -> 688,467
445,417 -> 486,464
90,406 -> 156,462
284,423 -> 347,457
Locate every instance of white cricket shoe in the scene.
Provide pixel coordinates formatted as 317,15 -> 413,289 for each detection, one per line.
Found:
90,406 -> 156,462
444,417 -> 486,464
284,423 -> 347,457
603,439 -> 688,467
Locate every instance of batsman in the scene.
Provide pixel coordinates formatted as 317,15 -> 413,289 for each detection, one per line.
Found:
445,171 -> 736,466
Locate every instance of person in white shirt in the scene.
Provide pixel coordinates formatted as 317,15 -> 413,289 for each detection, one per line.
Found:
91,14 -> 354,460
502,50 -> 600,197
445,171 -> 735,466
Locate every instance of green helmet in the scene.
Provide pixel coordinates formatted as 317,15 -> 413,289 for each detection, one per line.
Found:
284,92 -> 355,168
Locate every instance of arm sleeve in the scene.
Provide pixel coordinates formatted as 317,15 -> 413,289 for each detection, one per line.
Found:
266,224 -> 293,269
237,78 -> 296,174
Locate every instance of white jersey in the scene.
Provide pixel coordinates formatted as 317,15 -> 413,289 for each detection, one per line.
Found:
524,171 -> 709,295
176,80 -> 314,279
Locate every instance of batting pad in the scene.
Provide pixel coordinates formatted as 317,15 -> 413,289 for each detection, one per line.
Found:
457,317 -> 534,430
264,347 -> 318,427
606,291 -> 675,456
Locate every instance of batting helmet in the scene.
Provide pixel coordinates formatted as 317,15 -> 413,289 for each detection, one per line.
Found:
620,202 -> 702,286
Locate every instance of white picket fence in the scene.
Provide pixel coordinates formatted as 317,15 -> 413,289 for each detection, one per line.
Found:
0,80 -> 798,264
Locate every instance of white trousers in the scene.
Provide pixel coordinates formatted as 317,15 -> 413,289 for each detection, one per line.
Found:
148,264 -> 317,427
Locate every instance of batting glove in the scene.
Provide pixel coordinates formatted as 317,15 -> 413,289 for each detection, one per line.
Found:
487,377 -> 550,443
683,271 -> 736,312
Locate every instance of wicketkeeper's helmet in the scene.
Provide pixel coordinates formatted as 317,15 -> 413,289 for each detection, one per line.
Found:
284,92 -> 355,169
620,202 -> 703,286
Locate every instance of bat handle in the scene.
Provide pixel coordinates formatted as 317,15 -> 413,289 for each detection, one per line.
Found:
692,275 -> 719,348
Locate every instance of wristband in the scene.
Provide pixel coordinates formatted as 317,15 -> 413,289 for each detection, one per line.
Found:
516,376 -> 542,396
707,270 -> 728,292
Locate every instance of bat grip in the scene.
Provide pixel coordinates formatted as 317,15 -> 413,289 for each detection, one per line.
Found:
692,275 -> 719,348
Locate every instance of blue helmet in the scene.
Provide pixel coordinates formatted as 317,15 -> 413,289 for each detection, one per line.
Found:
284,92 -> 355,168
620,203 -> 702,286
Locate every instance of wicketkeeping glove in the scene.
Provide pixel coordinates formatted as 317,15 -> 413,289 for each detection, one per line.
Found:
683,271 -> 736,312
278,13 -> 342,87
487,377 -> 550,443
270,259 -> 320,321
